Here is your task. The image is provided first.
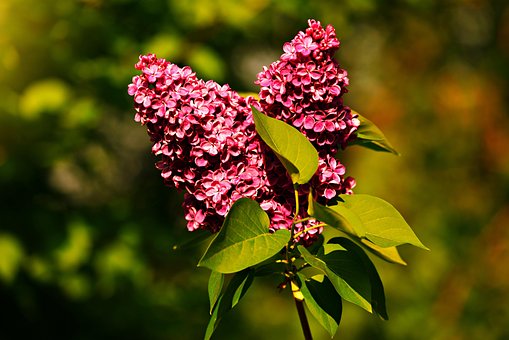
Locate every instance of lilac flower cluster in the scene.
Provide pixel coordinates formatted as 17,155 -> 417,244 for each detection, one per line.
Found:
128,20 -> 358,245
256,20 -> 358,203
128,54 -> 269,232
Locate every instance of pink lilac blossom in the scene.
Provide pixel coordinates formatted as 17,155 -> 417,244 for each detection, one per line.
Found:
128,20 -> 357,245
256,19 -> 357,209
256,19 -> 359,153
129,53 -> 270,233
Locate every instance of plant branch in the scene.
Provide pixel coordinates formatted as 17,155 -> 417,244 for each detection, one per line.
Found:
293,217 -> 313,224
292,282 -> 313,340
292,223 -> 327,240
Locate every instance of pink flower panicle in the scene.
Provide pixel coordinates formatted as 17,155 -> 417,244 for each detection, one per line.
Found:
255,19 -> 359,239
256,19 -> 360,153
128,20 -> 358,246
129,54 -> 268,232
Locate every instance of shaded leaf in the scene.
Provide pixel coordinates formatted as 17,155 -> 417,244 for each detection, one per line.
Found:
298,245 -> 372,313
320,250 -> 372,312
208,271 -> 224,314
298,273 -> 342,337
252,106 -> 318,184
205,269 -> 253,340
198,198 -> 290,273
351,111 -> 399,155
328,237 -> 388,319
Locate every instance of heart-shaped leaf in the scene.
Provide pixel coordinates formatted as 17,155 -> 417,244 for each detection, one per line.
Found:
198,198 -> 291,273
252,106 -> 319,185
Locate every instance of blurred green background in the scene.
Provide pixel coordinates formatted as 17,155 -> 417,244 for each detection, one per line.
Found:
1,0 -> 509,339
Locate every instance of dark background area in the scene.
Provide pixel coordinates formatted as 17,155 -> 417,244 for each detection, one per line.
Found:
1,0 -> 509,339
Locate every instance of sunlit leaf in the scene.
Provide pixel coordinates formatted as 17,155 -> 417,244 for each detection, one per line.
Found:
338,194 -> 428,250
208,271 -> 224,314
298,273 -> 342,337
310,195 -> 427,250
328,237 -> 388,319
359,239 -> 407,266
351,111 -> 399,155
298,246 -> 372,313
198,198 -> 290,273
309,199 -> 362,236
205,269 -> 253,340
252,106 -> 318,184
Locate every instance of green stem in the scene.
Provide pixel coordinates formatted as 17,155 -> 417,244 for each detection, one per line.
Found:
293,185 -> 300,220
293,223 -> 327,240
293,217 -> 313,224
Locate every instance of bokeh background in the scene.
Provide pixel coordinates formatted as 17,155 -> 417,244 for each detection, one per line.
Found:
1,0 -> 509,339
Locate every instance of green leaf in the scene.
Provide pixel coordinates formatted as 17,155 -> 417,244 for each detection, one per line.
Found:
309,199 -> 363,236
251,106 -> 318,184
198,198 -> 291,273
208,271 -> 224,314
298,245 -> 372,313
359,239 -> 407,266
328,237 -> 388,319
338,194 -> 428,250
298,274 -> 343,337
320,250 -> 373,313
205,269 -> 253,340
310,195 -> 427,250
351,111 -> 399,155
319,220 -> 407,265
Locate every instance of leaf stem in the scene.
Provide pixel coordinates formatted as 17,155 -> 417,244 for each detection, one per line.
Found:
292,223 -> 327,240
293,217 -> 313,224
293,185 -> 300,222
